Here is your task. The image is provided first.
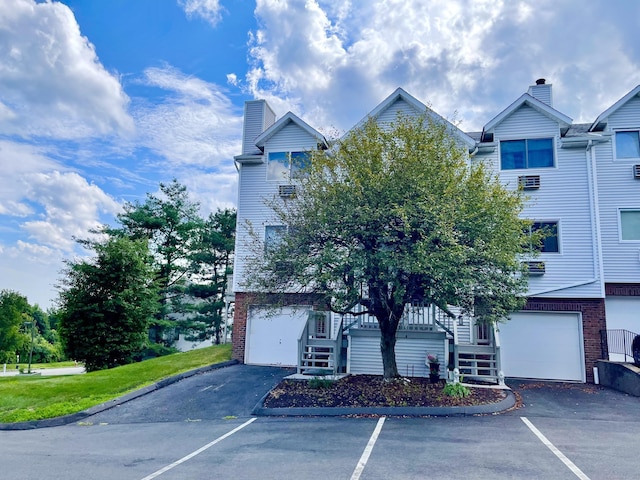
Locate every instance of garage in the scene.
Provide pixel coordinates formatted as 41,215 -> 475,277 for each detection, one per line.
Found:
605,296 -> 640,333
245,305 -> 311,366
498,312 -> 585,381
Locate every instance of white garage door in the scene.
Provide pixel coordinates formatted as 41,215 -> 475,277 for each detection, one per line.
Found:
245,306 -> 310,366
605,296 -> 640,333
499,312 -> 584,381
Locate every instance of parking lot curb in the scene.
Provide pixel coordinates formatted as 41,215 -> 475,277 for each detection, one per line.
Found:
252,389 -> 516,417
0,359 -> 239,431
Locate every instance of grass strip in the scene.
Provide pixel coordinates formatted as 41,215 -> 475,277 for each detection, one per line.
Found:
0,344 -> 231,423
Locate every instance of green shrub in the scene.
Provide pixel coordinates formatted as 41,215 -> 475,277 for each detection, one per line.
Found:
308,376 -> 334,389
442,382 -> 471,398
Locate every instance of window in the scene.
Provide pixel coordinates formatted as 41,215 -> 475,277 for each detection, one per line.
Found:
616,131 -> 640,159
528,221 -> 559,253
501,138 -> 554,170
620,210 -> 640,241
264,225 -> 287,251
267,151 -> 311,180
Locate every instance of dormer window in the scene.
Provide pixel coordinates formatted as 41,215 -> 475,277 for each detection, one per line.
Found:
615,131 -> 640,159
500,138 -> 554,170
267,151 -> 311,181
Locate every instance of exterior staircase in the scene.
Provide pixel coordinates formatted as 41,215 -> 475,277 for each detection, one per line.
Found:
298,312 -> 344,375
297,305 -> 503,383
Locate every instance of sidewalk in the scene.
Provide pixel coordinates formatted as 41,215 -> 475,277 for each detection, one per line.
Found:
0,366 -> 85,377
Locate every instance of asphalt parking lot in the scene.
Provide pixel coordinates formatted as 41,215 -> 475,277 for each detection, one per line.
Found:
1,364 -> 639,480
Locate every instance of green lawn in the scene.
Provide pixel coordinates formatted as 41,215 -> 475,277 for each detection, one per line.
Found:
0,344 -> 232,424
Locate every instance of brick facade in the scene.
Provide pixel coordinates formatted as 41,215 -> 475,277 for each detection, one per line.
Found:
523,297 -> 606,383
605,283 -> 640,296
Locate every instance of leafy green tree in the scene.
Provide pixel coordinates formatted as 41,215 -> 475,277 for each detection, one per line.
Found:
58,236 -> 159,371
109,179 -> 202,344
15,305 -> 65,364
181,209 -> 236,344
246,115 -> 531,380
0,290 -> 30,363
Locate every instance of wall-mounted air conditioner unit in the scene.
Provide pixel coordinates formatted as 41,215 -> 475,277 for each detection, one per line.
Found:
279,185 -> 296,198
525,261 -> 545,275
633,165 -> 640,179
518,175 -> 541,190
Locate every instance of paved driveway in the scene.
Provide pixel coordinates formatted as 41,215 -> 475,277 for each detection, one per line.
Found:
1,365 -> 639,480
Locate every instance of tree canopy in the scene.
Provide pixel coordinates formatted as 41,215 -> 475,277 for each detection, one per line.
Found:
0,290 -> 30,363
105,180 -> 236,348
58,236 -> 159,371
245,114 -> 532,379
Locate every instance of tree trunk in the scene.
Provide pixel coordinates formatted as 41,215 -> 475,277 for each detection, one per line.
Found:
379,323 -> 399,379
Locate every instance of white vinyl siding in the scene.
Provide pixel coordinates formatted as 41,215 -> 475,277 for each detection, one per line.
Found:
481,105 -> 601,298
242,101 -> 275,155
233,122 -> 321,291
348,329 -> 447,378
376,98 -> 421,125
596,95 -> 640,282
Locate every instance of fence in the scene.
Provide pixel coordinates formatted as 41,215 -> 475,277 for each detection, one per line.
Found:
601,329 -> 639,363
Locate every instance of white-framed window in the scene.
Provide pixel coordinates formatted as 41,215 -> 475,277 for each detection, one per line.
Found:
615,131 -> 640,159
619,209 -> 640,241
500,138 -> 555,170
264,225 -> 287,252
527,221 -> 560,253
266,151 -> 311,181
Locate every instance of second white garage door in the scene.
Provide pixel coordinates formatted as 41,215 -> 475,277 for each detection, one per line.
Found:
245,306 -> 310,366
498,312 -> 585,382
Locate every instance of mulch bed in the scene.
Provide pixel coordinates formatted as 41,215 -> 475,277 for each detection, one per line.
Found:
263,374 -> 507,409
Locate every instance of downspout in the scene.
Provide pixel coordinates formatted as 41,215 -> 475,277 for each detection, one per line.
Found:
586,140 -> 606,297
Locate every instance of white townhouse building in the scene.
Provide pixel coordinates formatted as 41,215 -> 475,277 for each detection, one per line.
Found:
231,81 -> 640,383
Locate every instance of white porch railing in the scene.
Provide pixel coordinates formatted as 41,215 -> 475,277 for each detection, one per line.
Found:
342,303 -> 460,333
298,311 -> 344,375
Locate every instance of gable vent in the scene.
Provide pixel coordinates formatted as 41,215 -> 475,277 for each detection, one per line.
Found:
633,165 -> 640,179
279,184 -> 296,198
518,175 -> 541,190
525,261 -> 545,275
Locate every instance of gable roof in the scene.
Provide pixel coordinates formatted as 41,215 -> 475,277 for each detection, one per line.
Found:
483,93 -> 572,133
589,84 -> 640,132
352,87 -> 477,150
254,111 -> 328,150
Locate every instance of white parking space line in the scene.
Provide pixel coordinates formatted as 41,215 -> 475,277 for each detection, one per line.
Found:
139,418 -> 257,480
350,417 -> 386,480
521,417 -> 591,480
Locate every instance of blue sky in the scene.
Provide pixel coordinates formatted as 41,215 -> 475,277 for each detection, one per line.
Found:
1,0 -> 640,308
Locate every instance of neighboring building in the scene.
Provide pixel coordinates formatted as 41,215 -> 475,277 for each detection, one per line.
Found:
231,81 -> 640,383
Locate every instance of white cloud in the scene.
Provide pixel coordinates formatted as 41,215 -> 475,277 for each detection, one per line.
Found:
242,0 -> 640,131
179,0 -> 225,27
20,171 -> 121,251
0,0 -> 133,138
0,140 -> 63,216
134,66 -> 243,171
